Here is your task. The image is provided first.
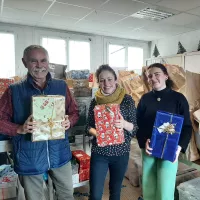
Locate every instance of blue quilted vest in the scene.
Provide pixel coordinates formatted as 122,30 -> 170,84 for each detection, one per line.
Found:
10,73 -> 72,175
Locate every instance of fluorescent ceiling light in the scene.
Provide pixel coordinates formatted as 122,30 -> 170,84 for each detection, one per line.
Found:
132,8 -> 174,21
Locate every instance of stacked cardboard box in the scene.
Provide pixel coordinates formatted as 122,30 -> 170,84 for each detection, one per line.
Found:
118,71 -> 145,106
65,70 -> 91,97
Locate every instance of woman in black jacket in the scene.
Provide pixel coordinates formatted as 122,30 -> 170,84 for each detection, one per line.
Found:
136,63 -> 192,200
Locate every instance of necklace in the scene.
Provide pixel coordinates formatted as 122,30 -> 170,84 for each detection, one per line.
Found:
153,88 -> 169,102
157,97 -> 161,102
153,90 -> 161,102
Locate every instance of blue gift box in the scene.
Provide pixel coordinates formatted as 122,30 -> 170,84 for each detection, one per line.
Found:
149,111 -> 184,162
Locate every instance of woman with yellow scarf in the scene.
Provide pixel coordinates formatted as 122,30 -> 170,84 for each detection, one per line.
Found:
86,64 -> 137,200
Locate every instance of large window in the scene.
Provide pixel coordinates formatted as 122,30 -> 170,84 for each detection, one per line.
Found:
109,44 -> 125,68
0,33 -> 15,78
42,37 -> 67,65
41,37 -> 90,70
108,44 -> 143,74
128,47 -> 143,74
69,40 -> 90,70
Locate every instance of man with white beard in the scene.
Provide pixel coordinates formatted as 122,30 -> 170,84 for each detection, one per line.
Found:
0,45 -> 79,200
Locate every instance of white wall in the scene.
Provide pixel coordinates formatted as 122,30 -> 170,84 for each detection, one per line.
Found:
150,29 -> 200,58
0,22 -> 150,77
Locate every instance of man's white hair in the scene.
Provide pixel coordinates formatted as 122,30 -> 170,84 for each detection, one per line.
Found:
23,45 -> 49,59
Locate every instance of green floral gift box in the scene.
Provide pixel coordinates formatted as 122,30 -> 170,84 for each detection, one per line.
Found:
32,95 -> 65,142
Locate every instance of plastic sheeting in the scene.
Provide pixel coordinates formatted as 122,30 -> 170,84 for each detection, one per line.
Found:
177,177 -> 200,200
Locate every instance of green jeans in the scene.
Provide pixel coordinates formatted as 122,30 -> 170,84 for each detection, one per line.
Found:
142,150 -> 178,200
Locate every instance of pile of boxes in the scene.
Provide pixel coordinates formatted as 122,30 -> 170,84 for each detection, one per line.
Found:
65,70 -> 92,97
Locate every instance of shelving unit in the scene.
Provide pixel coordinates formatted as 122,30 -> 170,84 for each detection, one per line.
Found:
73,180 -> 89,189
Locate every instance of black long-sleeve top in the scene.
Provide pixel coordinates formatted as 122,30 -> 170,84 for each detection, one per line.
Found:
86,94 -> 138,156
136,87 -> 192,153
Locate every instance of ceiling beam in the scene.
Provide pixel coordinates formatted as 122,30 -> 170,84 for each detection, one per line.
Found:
41,0 -> 56,19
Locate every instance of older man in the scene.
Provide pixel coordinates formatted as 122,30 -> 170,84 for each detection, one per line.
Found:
0,45 -> 79,200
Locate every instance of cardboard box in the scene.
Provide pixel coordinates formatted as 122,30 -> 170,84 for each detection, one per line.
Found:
73,87 -> 91,97
65,79 -> 73,88
72,79 -> 89,88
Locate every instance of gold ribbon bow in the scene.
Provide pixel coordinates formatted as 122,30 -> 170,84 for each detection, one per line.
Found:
157,122 -> 176,135
48,118 -> 55,136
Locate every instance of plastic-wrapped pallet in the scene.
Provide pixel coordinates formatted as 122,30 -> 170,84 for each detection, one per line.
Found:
65,70 -> 90,79
177,177 -> 200,200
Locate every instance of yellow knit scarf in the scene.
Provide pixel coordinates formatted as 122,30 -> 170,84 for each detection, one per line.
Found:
95,84 -> 126,105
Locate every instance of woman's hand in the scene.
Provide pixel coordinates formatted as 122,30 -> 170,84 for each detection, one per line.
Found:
115,113 -> 134,132
89,128 -> 98,137
173,145 -> 182,163
145,139 -> 153,155
114,113 -> 125,131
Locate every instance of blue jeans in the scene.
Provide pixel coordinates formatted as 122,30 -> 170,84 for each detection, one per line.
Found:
89,152 -> 129,200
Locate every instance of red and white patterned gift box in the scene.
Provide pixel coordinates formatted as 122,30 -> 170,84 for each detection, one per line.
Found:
72,150 -> 90,171
79,168 -> 90,182
88,73 -> 93,82
94,104 -> 124,147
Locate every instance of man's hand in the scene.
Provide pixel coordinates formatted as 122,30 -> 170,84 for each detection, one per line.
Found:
61,115 -> 70,130
173,145 -> 182,163
17,115 -> 36,134
145,139 -> 153,155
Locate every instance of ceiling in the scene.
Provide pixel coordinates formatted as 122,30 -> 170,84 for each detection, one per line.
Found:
1,0 -> 200,41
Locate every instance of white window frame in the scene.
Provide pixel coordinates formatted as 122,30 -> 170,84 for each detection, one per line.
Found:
40,36 -> 68,65
0,31 -> 16,78
37,30 -> 93,71
68,38 -> 91,71
104,37 -> 148,71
